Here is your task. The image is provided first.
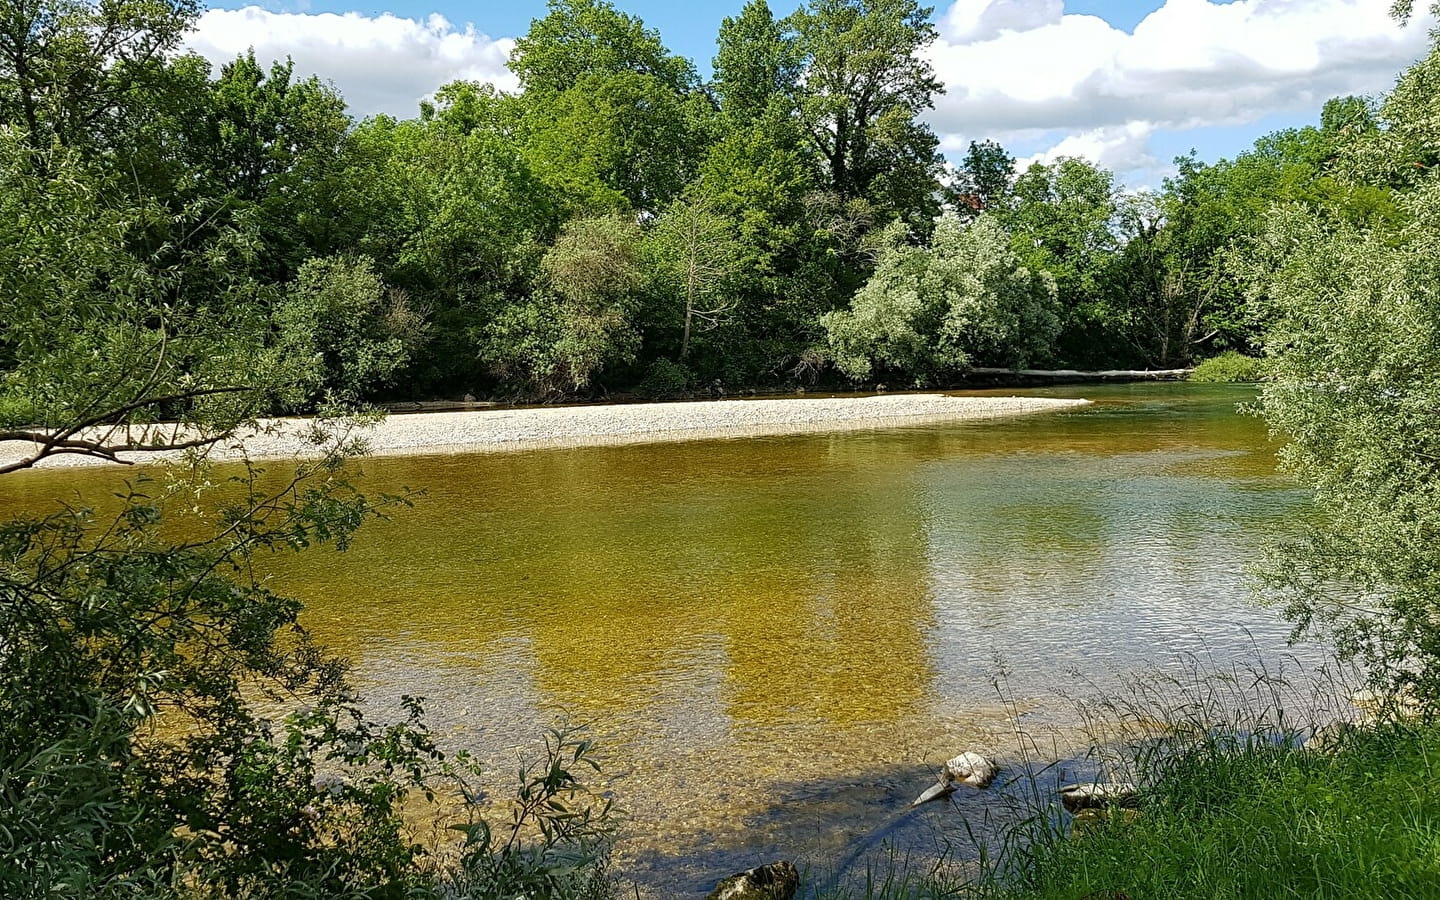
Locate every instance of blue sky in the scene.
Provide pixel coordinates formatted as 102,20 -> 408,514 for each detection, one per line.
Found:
189,0 -> 1435,184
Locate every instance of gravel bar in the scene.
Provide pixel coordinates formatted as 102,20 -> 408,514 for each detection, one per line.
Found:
5,394 -> 1089,469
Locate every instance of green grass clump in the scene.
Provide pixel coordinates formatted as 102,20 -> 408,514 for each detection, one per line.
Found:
1008,721 -> 1440,900
1189,351 -> 1266,383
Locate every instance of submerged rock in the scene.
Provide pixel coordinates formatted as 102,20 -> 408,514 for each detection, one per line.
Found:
706,861 -> 800,900
1059,782 -> 1140,813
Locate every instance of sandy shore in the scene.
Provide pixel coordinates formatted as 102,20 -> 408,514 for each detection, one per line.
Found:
4,394 -> 1088,469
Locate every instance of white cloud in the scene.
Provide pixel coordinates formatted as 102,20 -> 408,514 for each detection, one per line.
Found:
187,7 -> 517,118
1017,121 -> 1160,176
927,0 -> 1437,178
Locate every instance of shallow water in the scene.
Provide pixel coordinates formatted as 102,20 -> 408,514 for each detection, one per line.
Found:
0,384 -> 1317,895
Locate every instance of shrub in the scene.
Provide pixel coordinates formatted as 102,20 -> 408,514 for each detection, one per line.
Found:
1189,350 -> 1265,383
823,216 -> 1059,385
276,254 -> 427,406
635,358 -> 692,398
439,722 -> 619,899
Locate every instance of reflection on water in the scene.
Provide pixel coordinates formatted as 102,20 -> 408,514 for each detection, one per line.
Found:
0,384 -> 1315,895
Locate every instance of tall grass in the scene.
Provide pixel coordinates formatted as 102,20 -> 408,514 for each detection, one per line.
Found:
1007,719 -> 1440,899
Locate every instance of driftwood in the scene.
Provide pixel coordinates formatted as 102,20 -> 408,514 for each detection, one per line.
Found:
968,367 -> 1192,383
381,400 -> 500,413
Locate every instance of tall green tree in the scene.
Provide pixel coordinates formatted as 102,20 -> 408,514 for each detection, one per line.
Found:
509,0 -> 697,98
183,52 -> 352,280
0,0 -> 197,152
949,139 -> 1014,221
998,157 -> 1121,366
510,0 -> 710,216
785,0 -> 945,226
713,0 -> 798,124
521,71 -> 708,214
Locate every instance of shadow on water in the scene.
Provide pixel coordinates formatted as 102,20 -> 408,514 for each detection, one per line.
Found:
617,747 -> 1109,899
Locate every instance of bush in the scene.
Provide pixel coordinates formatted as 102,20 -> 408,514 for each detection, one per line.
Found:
276,254 -> 427,406
439,722 -> 619,899
823,216 -> 1060,385
1189,350 -> 1265,383
635,358 -> 692,398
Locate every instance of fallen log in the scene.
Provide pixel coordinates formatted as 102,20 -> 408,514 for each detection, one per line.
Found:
968,367 -> 1192,383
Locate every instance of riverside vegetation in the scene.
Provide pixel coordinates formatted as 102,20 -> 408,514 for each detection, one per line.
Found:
3,0 -> 1440,896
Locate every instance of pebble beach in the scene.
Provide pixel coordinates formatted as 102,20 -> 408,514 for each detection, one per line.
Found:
3,393 -> 1089,469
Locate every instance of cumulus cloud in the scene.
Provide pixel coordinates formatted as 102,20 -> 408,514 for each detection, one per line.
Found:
187,7 -> 517,118
1017,122 -> 1160,174
927,0 -> 1436,177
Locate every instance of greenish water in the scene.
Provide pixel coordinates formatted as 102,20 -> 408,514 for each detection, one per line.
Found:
0,384 -> 1317,895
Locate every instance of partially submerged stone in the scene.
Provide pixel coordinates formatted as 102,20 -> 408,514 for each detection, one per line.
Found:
706,861 -> 800,900
1059,782 -> 1140,813
912,751 -> 999,806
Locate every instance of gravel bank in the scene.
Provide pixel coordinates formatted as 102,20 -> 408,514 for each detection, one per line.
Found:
5,394 -> 1088,469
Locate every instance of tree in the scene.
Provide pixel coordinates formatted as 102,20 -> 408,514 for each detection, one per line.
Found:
823,215 -> 1059,383
509,1 -> 710,217
997,157 -> 1121,366
0,129 -> 436,896
275,254 -> 427,406
0,137 -> 303,471
1252,34 -> 1440,704
0,0 -> 197,152
645,196 -> 743,361
185,52 -> 352,280
333,95 -> 558,395
521,71 -> 708,214
1159,111 -> 1397,363
482,214 -> 644,396
1102,191 -> 1220,368
785,0 -> 945,226
508,0 -> 697,98
949,139 -> 1014,221
713,0 -> 798,124
1254,181 -> 1440,701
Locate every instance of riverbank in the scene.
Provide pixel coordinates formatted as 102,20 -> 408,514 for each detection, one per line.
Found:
4,394 -> 1088,469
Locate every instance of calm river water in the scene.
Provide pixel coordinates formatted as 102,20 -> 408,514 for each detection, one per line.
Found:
0,384 -> 1319,895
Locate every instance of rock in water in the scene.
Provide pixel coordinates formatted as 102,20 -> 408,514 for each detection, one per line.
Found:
706,861 -> 800,900
912,752 -> 999,806
1058,782 -> 1140,813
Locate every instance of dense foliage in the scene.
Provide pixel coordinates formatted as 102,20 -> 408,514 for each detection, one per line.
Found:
6,0 -> 1373,412
1251,25 -> 1440,704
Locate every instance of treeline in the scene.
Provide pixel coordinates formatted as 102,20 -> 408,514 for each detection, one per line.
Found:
0,0 -> 1419,412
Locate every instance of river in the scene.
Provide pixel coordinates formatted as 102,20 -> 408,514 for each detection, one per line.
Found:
0,384 -> 1321,895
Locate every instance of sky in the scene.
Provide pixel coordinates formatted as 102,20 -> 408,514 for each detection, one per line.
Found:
186,0 -> 1438,185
